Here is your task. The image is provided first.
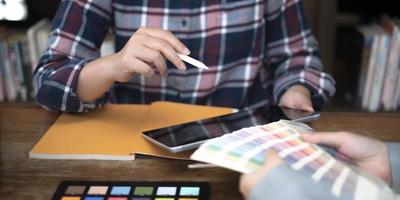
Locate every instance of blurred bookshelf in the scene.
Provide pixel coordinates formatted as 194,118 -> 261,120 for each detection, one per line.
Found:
0,0 -> 60,105
0,0 -> 116,106
304,0 -> 400,112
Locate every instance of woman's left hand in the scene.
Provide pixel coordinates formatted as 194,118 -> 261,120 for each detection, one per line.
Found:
279,85 -> 314,112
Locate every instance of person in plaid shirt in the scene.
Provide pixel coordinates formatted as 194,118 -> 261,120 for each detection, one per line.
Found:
33,0 -> 335,113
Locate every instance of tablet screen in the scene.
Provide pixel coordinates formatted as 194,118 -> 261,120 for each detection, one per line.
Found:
141,105 -> 318,151
142,105 -> 270,149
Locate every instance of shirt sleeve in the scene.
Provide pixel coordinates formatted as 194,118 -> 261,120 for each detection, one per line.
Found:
387,142 -> 400,193
33,0 -> 112,112
250,163 -> 400,200
249,164 -> 345,200
264,0 -> 336,110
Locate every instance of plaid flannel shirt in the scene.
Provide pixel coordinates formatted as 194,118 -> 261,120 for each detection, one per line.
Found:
33,0 -> 335,112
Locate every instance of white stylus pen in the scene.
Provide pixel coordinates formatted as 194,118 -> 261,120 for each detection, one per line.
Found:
178,54 -> 209,70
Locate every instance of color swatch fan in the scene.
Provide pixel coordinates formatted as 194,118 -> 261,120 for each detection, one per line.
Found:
191,120 -> 331,174
191,120 -> 396,199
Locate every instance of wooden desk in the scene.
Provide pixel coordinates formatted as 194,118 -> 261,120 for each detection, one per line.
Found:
1,105 -> 400,199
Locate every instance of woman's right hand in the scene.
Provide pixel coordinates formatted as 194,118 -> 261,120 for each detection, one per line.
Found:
77,27 -> 190,102
110,27 -> 190,82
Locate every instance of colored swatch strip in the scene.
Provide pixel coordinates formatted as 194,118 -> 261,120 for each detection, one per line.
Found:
191,120 -> 383,199
192,120 -> 318,173
53,181 -> 207,200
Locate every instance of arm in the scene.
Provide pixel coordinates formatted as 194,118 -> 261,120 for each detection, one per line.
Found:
250,164 -> 343,200
33,0 -> 113,112
264,0 -> 335,110
241,148 -> 400,200
76,27 -> 189,102
249,163 -> 400,200
387,142 -> 400,192
33,1 -> 189,113
240,150 -> 345,200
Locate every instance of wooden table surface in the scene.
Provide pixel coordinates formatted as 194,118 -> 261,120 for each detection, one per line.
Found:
1,104 -> 400,199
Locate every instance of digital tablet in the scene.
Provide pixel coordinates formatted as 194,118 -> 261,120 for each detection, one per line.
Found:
142,105 -> 320,153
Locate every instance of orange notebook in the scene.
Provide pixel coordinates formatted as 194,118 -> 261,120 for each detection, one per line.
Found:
29,101 -> 234,160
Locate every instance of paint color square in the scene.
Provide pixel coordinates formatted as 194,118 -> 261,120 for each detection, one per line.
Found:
108,197 -> 128,200
61,197 -> 81,200
85,197 -> 104,200
131,198 -> 151,200
65,186 -> 86,195
156,187 -> 177,196
131,197 -> 151,200
111,186 -> 131,195
179,198 -> 199,200
179,187 -> 200,196
154,198 -> 174,200
133,187 -> 154,196
88,186 -> 108,195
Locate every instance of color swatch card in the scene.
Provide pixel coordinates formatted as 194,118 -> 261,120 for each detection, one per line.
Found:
191,120 -> 343,174
52,181 -> 209,200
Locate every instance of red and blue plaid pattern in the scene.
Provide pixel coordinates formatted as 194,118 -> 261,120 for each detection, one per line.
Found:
33,0 -> 335,112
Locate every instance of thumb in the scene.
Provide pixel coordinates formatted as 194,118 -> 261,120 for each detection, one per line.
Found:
263,149 -> 283,172
301,132 -> 345,149
300,104 -> 314,112
239,149 -> 282,200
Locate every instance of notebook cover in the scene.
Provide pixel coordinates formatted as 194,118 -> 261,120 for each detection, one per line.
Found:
29,102 -> 234,160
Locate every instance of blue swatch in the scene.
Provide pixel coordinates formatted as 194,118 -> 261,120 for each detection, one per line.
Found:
111,186 -> 131,195
84,197 -> 104,200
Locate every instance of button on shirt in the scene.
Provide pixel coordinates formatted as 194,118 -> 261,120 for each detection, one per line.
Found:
33,0 -> 335,112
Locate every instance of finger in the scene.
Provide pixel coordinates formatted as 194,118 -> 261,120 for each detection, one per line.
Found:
263,149 -> 282,171
152,58 -> 168,78
239,175 -> 252,200
300,103 -> 314,112
143,37 -> 186,70
130,58 -> 155,77
292,94 -> 314,112
301,132 -> 346,149
134,47 -> 168,77
139,27 -> 190,55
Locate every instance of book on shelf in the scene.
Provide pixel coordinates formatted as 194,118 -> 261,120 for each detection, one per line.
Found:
8,31 -> 31,102
368,27 -> 390,112
0,61 -> 4,102
27,19 -> 51,72
0,43 -> 6,102
0,41 -> 18,102
359,24 -> 383,111
393,17 -> 400,110
380,15 -> 400,111
355,25 -> 375,106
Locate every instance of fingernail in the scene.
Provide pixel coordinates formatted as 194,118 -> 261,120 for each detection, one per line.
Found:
183,48 -> 190,55
180,62 -> 187,70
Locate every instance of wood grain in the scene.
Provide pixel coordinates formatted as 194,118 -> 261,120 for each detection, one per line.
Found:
1,105 -> 400,199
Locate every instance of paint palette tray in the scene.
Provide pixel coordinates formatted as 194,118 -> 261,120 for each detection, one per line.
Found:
52,181 -> 209,200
